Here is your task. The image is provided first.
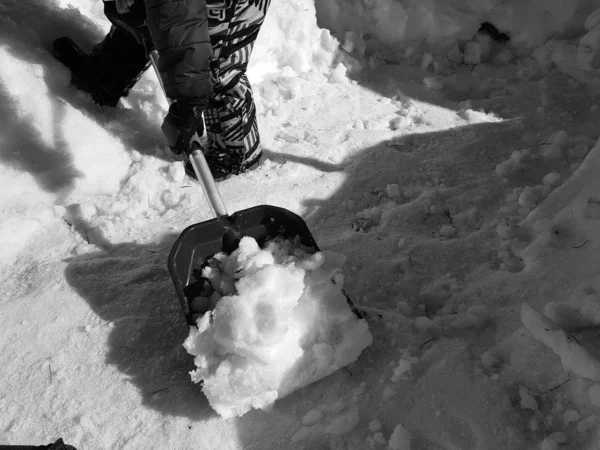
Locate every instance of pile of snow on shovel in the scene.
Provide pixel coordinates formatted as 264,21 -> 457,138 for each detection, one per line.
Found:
183,236 -> 373,418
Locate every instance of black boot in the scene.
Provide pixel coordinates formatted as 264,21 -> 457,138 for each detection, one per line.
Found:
53,26 -> 150,107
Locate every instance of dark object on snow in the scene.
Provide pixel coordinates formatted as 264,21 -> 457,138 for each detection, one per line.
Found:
0,438 -> 77,450
478,22 -> 510,42
52,1 -> 151,107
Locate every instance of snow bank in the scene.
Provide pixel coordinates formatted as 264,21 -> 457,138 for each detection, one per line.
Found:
249,0 -> 343,85
388,423 -> 412,449
317,0 -> 594,55
521,304 -> 600,382
546,6 -> 600,92
183,237 -> 373,418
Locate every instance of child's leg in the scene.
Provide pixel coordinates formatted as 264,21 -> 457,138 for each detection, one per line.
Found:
204,0 -> 272,176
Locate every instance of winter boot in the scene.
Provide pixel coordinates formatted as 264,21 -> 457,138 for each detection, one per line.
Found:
53,25 -> 150,107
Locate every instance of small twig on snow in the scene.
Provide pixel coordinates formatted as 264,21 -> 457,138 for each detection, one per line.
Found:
444,207 -> 454,224
572,240 -> 589,249
539,131 -> 553,145
538,377 -> 571,396
353,304 -> 399,317
121,174 -> 133,187
566,332 -> 581,345
386,141 -> 406,148
151,387 -> 168,396
419,337 -> 438,350
48,365 -> 53,384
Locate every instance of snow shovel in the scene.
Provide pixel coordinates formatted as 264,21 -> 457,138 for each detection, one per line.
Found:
100,3 -> 345,324
144,53 -> 360,325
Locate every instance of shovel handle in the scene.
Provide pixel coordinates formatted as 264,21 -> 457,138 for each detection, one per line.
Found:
149,50 -> 228,218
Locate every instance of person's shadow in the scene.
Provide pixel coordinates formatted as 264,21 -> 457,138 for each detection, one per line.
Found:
63,235 -> 216,421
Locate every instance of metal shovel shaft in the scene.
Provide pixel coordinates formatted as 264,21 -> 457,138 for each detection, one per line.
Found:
149,50 -> 228,219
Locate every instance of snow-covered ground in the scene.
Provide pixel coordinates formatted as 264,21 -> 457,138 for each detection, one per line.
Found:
5,0 -> 600,448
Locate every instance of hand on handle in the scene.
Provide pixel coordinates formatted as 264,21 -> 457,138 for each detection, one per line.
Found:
161,101 -> 205,156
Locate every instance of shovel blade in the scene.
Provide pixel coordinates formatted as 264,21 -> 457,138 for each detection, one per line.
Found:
168,205 -> 319,325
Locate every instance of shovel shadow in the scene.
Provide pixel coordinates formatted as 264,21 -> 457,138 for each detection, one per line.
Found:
63,236 -> 216,421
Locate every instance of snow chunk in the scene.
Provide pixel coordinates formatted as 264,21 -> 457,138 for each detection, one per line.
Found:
414,316 -> 433,332
331,400 -> 345,414
291,425 -> 324,443
449,313 -> 480,329
540,432 -> 567,450
329,64 -> 347,83
183,237 -> 373,417
439,224 -> 457,238
518,186 -> 545,209
326,407 -> 359,435
463,41 -> 482,65
341,31 -> 360,54
541,144 -> 563,159
423,77 -> 443,90
374,432 -> 387,445
519,387 -> 538,410
542,172 -> 561,188
392,354 -> 416,382
545,130 -> 569,148
302,408 -> 324,426
167,163 -> 185,183
386,184 -> 401,198
369,418 -> 382,432
388,424 -> 412,449
420,52 -> 434,70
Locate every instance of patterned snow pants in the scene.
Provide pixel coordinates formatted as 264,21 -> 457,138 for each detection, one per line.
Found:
205,0 -> 271,167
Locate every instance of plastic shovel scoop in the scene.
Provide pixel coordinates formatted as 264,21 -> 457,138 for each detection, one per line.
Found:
168,204 -> 326,324
165,143 -> 363,324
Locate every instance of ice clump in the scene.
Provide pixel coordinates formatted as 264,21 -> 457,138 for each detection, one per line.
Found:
183,236 -> 373,417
